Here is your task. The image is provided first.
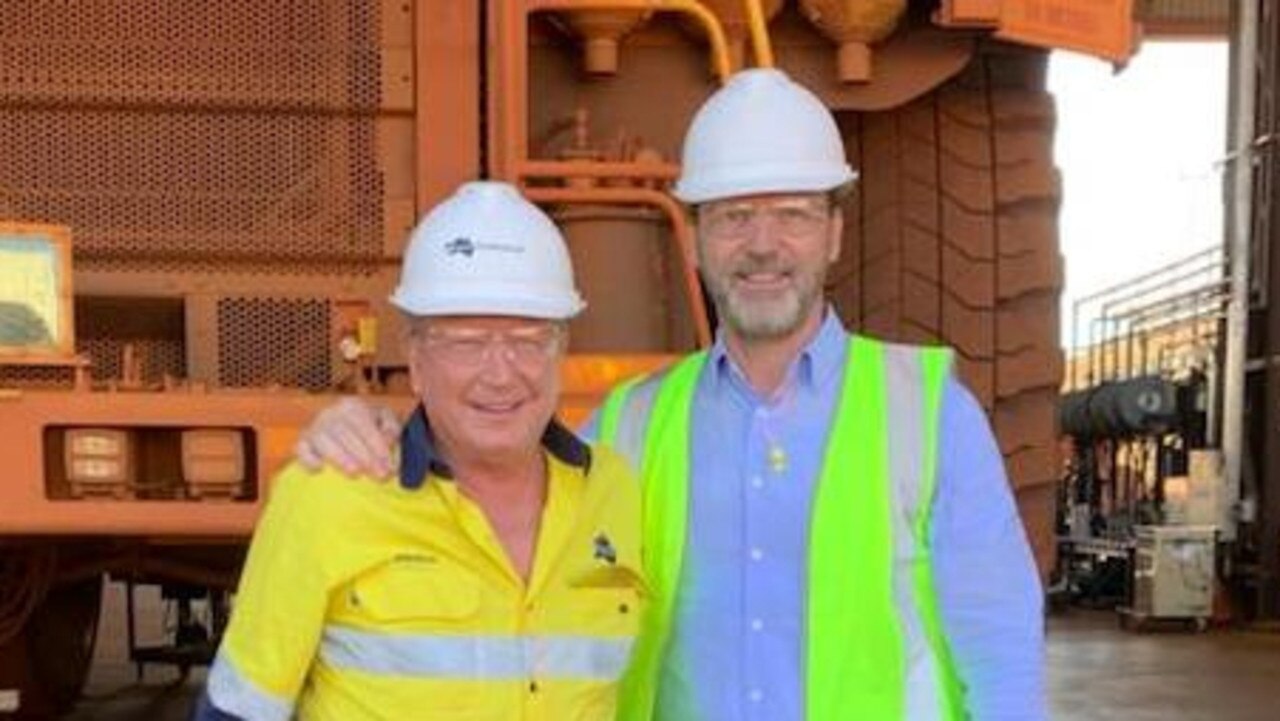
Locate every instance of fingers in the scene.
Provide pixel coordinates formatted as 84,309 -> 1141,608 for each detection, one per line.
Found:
295,434 -> 324,471
297,399 -> 397,478
305,426 -> 366,476
374,406 -> 402,443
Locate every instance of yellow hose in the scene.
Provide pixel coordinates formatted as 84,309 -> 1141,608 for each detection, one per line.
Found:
741,0 -> 775,67
532,0 -> 734,81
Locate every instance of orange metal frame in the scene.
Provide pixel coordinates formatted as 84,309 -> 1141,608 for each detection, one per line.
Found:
0,392 -> 350,536
489,0 -> 733,347
526,184 -> 711,346
1,0 -> 734,539
0,1 -> 484,538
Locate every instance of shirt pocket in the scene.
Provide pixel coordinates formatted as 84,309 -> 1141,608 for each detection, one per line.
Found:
566,564 -> 648,641
346,562 -> 482,628
327,564 -> 496,718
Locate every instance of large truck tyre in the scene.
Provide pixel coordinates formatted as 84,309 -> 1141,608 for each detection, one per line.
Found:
832,45 -> 1062,575
0,547 -> 102,717
27,577 -> 103,715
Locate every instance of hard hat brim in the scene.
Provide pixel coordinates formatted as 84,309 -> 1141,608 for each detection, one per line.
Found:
673,165 -> 858,205
389,286 -> 586,321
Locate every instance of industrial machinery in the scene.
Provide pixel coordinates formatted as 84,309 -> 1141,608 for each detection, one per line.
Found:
0,0 -> 1146,714
1127,525 -> 1217,630
1057,246 -> 1230,626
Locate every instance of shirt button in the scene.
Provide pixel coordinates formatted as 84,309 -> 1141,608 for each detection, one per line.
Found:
750,618 -> 764,632
749,689 -> 763,703
750,547 -> 763,561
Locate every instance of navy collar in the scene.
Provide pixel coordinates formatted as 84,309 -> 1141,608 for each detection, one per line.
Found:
398,405 -> 592,489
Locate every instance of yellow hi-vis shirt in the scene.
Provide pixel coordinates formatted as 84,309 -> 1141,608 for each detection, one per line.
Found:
206,414 -> 645,721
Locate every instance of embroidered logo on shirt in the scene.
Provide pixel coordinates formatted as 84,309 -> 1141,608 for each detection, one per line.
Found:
392,552 -> 438,565
593,533 -> 617,565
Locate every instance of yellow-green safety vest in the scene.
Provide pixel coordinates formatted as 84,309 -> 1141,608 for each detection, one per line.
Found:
599,335 -> 967,720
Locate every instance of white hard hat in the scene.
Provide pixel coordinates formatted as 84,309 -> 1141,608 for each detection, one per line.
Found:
673,68 -> 857,204
390,181 -> 586,319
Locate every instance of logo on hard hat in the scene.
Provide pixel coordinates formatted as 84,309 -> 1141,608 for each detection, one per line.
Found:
444,236 -> 527,258
445,237 -> 476,257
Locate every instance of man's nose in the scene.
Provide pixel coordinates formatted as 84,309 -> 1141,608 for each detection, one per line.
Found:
475,340 -> 519,381
742,215 -> 782,254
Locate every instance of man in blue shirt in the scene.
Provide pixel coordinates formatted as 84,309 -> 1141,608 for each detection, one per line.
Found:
296,69 -> 1046,720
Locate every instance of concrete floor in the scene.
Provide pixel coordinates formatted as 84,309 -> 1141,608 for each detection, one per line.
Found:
56,585 -> 1280,720
1046,610 -> 1280,721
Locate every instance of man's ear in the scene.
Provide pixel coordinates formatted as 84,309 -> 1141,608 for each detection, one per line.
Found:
406,346 -> 426,397
688,206 -> 704,270
403,327 -> 428,398
826,211 -> 843,264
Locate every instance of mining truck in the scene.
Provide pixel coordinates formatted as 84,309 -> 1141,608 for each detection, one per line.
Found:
0,0 -> 1173,714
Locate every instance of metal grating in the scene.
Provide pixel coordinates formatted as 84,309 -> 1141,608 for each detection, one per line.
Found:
217,297 -> 332,391
76,297 -> 187,383
0,1 -> 384,110
79,337 -> 185,383
0,365 -> 76,389
0,1 -> 387,275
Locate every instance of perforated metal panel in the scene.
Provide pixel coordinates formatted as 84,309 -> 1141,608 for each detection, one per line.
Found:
0,365 -> 76,389
216,297 -> 332,391
0,1 -> 391,275
0,341 -> 183,389
76,297 -> 187,382
79,337 -> 184,382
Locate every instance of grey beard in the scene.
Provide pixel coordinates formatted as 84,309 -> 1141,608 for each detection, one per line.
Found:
710,278 -> 823,341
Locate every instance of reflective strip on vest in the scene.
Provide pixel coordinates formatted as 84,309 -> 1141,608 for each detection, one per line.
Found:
600,369 -> 668,473
609,352 -> 704,721
605,337 -> 964,721
599,375 -> 642,447
319,627 -> 634,681
206,652 -> 294,721
914,345 -> 966,717
884,342 -> 962,720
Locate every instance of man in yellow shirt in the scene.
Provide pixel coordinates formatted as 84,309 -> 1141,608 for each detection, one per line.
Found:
195,181 -> 646,721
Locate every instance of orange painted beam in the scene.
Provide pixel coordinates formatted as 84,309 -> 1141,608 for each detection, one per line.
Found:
416,0 -> 481,213
0,357 -> 675,537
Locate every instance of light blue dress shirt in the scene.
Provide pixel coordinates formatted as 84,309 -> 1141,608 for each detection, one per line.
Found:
586,311 -> 1046,720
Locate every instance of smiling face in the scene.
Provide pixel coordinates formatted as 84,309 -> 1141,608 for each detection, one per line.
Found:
695,192 -> 841,342
405,315 -> 565,470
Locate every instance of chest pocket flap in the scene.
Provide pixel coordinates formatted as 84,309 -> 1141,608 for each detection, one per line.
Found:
568,563 -> 649,595
349,562 -> 481,624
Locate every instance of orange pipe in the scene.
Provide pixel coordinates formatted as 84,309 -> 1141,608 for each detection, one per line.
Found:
741,0 -> 774,67
527,0 -> 734,80
493,0 -> 729,179
519,159 -> 680,180
492,0 -> 528,181
524,185 -> 712,348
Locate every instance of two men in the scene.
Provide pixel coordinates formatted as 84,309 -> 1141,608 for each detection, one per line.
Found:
199,182 -> 645,720
299,69 -> 1047,719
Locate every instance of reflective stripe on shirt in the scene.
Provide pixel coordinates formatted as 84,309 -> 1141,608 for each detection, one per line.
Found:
321,626 -> 635,681
206,652 -> 294,721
